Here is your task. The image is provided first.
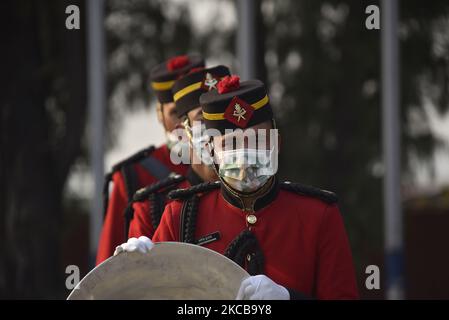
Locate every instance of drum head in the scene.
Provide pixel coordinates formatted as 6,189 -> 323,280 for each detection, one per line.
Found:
67,242 -> 249,300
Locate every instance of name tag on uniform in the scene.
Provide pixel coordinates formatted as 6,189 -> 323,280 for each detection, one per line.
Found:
195,231 -> 221,246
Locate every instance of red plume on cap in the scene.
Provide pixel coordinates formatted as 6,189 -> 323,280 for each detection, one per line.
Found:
187,67 -> 205,75
217,75 -> 240,94
167,55 -> 190,71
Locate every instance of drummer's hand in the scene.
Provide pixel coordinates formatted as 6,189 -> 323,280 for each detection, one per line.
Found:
113,236 -> 154,256
236,275 -> 290,300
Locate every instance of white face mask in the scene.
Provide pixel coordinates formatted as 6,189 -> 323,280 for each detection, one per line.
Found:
215,148 -> 278,193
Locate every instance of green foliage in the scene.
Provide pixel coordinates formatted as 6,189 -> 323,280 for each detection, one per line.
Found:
261,0 -> 449,290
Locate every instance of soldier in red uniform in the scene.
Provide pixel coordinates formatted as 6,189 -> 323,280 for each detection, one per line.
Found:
116,76 -> 358,300
126,66 -> 230,240
96,55 -> 204,265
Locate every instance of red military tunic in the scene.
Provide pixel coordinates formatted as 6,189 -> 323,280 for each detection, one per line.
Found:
153,179 -> 359,299
96,144 -> 188,265
128,169 -> 203,239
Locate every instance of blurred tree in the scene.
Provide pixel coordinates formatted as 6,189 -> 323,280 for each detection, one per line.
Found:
0,0 -> 198,298
105,0 -> 195,148
261,0 -> 449,298
0,0 -> 87,298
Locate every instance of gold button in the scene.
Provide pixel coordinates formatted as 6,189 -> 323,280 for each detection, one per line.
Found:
246,214 -> 257,225
247,254 -> 252,262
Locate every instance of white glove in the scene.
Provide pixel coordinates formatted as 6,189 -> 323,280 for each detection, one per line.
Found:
113,236 -> 154,256
236,275 -> 290,300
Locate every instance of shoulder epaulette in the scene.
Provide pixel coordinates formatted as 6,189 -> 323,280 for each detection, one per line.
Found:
110,145 -> 155,173
132,173 -> 185,202
168,181 -> 221,200
280,181 -> 338,204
